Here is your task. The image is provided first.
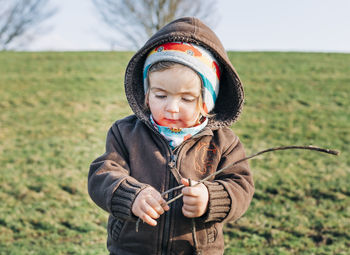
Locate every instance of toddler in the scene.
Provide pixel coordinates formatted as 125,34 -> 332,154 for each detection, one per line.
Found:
88,17 -> 254,255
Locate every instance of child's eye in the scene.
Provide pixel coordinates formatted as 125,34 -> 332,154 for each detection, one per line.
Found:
155,94 -> 166,99
182,97 -> 196,102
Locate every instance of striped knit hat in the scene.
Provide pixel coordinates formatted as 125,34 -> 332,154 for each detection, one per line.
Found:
143,42 -> 221,113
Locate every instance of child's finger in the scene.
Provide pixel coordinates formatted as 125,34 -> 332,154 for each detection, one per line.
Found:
182,194 -> 197,205
147,197 -> 165,215
181,178 -> 202,196
181,178 -> 190,186
182,204 -> 197,213
182,186 -> 201,197
141,213 -> 158,226
182,205 -> 198,218
160,200 -> 170,211
181,178 -> 198,187
141,201 -> 160,220
151,191 -> 170,211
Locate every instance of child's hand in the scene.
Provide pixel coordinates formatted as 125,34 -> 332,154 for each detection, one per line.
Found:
132,187 -> 169,226
181,178 -> 209,218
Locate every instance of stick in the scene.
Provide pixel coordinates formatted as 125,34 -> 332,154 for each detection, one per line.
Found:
188,179 -> 199,253
135,145 -> 339,231
164,145 -> 339,205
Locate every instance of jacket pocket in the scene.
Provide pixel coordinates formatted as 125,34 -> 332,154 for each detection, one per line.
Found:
205,222 -> 218,244
109,218 -> 126,242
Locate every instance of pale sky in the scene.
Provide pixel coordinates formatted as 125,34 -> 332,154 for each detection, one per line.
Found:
25,0 -> 350,52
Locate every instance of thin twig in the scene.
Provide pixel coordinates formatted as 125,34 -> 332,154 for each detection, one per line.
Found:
161,184 -> 184,196
189,179 -> 199,253
136,218 -> 140,232
164,145 -> 339,205
135,145 -> 339,231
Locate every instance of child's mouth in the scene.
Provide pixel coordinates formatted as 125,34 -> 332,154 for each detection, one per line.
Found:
164,118 -> 178,123
160,118 -> 182,127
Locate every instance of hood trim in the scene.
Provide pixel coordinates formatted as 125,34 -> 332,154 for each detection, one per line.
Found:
124,17 -> 244,128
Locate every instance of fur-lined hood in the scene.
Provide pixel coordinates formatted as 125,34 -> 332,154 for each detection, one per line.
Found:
124,17 -> 244,128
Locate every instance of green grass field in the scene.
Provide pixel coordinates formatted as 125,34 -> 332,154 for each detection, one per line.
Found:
0,51 -> 349,254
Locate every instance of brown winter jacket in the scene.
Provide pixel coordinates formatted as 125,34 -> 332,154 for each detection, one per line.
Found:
88,17 -> 254,255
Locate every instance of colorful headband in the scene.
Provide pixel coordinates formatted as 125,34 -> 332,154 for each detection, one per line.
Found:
143,42 -> 221,113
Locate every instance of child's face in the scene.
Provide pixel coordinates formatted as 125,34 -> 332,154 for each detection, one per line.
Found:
148,64 -> 201,128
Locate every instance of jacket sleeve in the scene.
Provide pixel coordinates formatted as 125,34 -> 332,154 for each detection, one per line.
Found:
88,123 -> 149,221
202,130 -> 254,223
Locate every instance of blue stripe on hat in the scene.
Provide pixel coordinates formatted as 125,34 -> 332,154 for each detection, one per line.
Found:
198,73 -> 217,103
143,64 -> 151,80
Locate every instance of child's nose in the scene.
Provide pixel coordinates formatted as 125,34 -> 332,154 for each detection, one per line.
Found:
165,99 -> 179,113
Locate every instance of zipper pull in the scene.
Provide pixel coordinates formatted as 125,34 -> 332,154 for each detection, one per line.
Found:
168,154 -> 177,168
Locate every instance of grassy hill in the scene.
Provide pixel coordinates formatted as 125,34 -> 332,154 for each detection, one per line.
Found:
0,51 -> 349,254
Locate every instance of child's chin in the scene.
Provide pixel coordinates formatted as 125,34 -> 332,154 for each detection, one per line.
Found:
164,124 -> 183,129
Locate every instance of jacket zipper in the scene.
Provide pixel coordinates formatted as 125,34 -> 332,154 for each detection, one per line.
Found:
162,143 -> 192,255
144,121 -> 206,254
161,153 -> 176,255
145,122 -> 175,255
